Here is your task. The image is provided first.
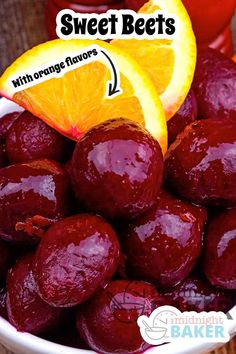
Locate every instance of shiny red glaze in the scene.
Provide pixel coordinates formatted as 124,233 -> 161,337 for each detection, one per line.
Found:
34,214 -> 121,307
182,0 -> 236,44
204,209 -> 236,290
193,48 -> 236,121
0,240 -> 13,282
167,89 -> 198,145
165,119 -> 236,206
71,119 -> 163,220
76,280 -> 160,354
6,111 -> 73,164
0,111 -> 21,166
125,0 -> 146,11
6,253 -> 62,334
161,275 -> 235,313
0,159 -> 71,244
0,287 -> 7,319
121,191 -> 206,288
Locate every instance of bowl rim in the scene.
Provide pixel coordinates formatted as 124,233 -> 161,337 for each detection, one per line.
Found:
0,97 -> 235,354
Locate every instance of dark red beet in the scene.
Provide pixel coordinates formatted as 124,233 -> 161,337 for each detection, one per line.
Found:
34,214 -> 120,307
0,240 -> 13,281
193,48 -> 236,121
121,191 -> 206,288
165,119 -> 236,206
71,118 -> 163,220
167,89 -> 198,145
0,287 -> 7,319
6,253 -> 61,334
0,144 -> 5,168
0,159 -> 71,244
161,276 -> 235,313
6,111 -> 74,164
204,209 -> 236,290
76,280 -> 160,354
0,112 -> 20,139
0,111 -> 20,166
63,158 -> 73,175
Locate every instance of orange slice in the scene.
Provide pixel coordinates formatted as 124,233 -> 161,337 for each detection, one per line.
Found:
112,0 -> 196,120
0,39 -> 167,153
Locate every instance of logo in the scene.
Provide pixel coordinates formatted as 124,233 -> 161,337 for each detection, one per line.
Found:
108,281 -> 158,324
137,305 -> 230,346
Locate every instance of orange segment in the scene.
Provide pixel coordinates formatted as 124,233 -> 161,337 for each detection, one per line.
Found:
0,39 -> 167,153
112,0 -> 196,120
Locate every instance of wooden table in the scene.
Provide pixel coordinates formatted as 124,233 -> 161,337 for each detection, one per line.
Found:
0,1 -> 235,353
0,0 -> 48,75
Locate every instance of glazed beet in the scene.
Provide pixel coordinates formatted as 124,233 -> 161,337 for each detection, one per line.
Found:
6,111 -> 74,164
0,112 -> 20,139
0,111 -> 20,145
0,240 -> 13,281
165,119 -> 236,206
71,118 -> 163,220
0,144 -> 5,168
6,253 -> 61,333
0,159 -> 71,244
63,158 -> 73,176
121,191 -> 206,288
0,111 -> 20,166
161,276 -> 235,313
167,89 -> 198,145
0,287 -> 7,319
76,280 -> 160,354
204,209 -> 236,290
34,214 -> 120,307
193,48 -> 236,121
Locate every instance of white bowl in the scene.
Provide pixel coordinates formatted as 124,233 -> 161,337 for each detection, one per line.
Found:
145,328 -> 167,341
0,97 -> 235,354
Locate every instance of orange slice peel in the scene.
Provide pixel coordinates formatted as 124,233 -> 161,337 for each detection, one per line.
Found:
112,0 -> 197,120
0,39 -> 167,153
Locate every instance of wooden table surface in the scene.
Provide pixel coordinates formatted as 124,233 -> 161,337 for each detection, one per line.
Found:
0,1 -> 235,353
0,0 -> 48,75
